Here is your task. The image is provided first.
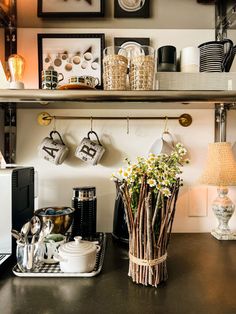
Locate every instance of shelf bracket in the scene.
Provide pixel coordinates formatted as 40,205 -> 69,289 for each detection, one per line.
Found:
215,0 -> 228,40
215,0 -> 236,40
215,103 -> 229,142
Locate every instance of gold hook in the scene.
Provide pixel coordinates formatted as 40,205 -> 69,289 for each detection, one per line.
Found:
37,112 -> 53,126
90,116 -> 93,132
163,116 -> 169,133
127,117 -> 129,135
53,117 -> 56,131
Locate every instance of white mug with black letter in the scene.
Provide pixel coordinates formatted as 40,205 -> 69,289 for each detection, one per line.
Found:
38,131 -> 69,165
75,131 -> 105,165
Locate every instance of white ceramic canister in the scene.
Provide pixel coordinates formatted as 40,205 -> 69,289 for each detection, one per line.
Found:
56,236 -> 100,273
180,46 -> 200,73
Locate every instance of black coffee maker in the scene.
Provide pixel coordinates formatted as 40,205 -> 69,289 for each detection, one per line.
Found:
112,182 -> 129,244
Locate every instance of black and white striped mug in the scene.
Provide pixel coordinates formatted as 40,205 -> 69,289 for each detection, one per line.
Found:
198,39 -> 233,72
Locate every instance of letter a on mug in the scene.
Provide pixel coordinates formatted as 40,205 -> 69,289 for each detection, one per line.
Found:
43,145 -> 59,158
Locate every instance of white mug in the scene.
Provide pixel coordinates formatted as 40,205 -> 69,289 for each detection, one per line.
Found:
38,131 -> 69,165
149,131 -> 175,155
75,131 -> 105,166
180,47 -> 200,73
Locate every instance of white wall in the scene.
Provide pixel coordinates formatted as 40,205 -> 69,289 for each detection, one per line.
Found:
17,0 -> 215,29
16,28 -> 236,233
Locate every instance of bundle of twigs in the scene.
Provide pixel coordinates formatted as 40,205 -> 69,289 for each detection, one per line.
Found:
119,176 -> 180,287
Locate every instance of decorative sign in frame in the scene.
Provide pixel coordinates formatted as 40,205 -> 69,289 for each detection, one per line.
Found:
37,0 -> 105,18
114,0 -> 150,18
38,33 -> 105,89
114,37 -> 150,49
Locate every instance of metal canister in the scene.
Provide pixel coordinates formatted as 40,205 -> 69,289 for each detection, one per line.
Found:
71,186 -> 96,238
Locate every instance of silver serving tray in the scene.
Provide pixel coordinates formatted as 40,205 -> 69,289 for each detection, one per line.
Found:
12,233 -> 106,278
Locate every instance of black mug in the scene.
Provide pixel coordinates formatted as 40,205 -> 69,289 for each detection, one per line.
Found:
157,45 -> 177,72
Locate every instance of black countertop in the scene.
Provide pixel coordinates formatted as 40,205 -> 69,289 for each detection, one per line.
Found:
0,233 -> 236,314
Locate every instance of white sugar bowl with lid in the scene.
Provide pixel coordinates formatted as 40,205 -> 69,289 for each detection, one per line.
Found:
56,236 -> 100,273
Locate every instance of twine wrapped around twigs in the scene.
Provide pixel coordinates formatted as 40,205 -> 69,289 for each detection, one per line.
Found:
119,178 -> 180,287
129,252 -> 167,267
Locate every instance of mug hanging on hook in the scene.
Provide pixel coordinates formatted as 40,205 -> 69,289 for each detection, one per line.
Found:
75,130 -> 105,166
148,118 -> 175,156
38,130 -> 69,165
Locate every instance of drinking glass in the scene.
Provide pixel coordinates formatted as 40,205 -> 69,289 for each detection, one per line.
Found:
129,46 -> 155,90
103,46 -> 128,90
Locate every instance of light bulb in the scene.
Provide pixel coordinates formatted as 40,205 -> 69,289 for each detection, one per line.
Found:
8,54 -> 25,89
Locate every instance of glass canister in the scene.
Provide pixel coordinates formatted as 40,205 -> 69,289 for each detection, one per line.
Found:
103,46 -> 128,90
129,45 -> 155,90
71,186 -> 97,238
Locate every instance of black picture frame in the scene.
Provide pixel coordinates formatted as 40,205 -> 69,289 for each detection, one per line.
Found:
38,33 -> 105,89
38,0 -> 105,18
114,0 -> 150,18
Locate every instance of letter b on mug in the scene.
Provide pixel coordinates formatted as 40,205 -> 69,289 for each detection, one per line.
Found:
75,131 -> 105,166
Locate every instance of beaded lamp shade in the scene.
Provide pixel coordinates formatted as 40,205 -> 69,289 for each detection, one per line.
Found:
200,142 -> 236,186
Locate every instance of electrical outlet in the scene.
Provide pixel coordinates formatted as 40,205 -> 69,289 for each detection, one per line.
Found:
188,186 -> 208,217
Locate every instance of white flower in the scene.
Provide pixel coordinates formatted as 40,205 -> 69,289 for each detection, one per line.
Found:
110,173 -> 116,180
162,187 -> 171,197
118,168 -> 123,176
147,179 -> 157,187
123,171 -> 129,178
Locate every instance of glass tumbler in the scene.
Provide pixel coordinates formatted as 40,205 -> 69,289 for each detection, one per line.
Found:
103,46 -> 128,90
129,46 -> 155,90
16,241 -> 43,272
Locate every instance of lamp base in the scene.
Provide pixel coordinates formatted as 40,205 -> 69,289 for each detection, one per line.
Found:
211,187 -> 235,241
211,230 -> 236,240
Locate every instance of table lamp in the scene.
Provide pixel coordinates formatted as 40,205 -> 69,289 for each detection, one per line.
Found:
8,54 -> 25,89
200,142 -> 236,240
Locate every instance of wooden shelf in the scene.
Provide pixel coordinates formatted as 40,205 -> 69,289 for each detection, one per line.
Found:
0,89 -> 236,109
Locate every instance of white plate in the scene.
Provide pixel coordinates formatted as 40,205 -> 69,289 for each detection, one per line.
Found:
120,41 -> 147,58
118,0 -> 145,12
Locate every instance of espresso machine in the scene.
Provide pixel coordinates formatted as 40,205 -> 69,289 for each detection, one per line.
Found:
0,166 -> 34,265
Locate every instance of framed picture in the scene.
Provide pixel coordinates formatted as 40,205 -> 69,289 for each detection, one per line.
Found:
114,0 -> 150,18
114,37 -> 150,61
38,33 -> 105,89
38,0 -> 105,18
114,37 -> 150,49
